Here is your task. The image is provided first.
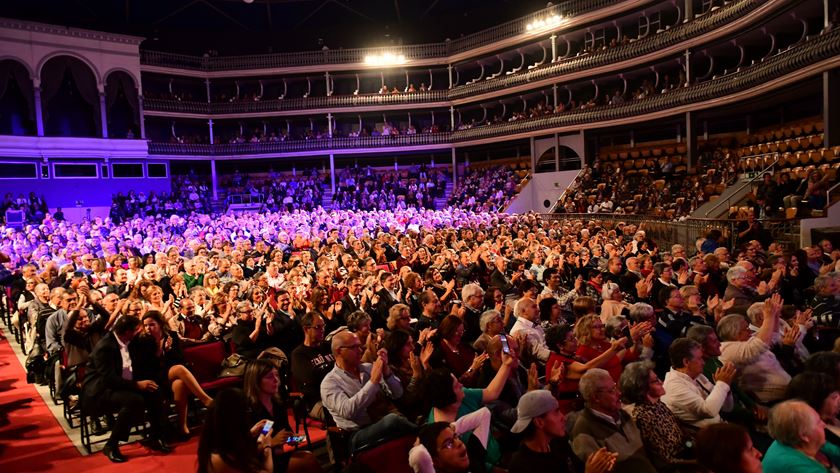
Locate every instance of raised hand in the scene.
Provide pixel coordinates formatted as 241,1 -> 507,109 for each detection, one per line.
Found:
527,363 -> 539,391
782,325 -> 802,347
369,357 -> 384,384
714,361 -> 737,385
548,361 -> 565,385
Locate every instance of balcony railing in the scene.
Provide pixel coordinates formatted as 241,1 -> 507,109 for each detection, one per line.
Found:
147,28 -> 840,156
149,132 -> 453,155
140,0 -> 624,71
142,0 -> 774,115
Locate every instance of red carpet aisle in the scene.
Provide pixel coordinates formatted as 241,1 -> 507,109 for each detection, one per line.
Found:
0,327 -> 199,473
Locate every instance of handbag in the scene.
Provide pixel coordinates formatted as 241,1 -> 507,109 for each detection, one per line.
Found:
218,353 -> 246,378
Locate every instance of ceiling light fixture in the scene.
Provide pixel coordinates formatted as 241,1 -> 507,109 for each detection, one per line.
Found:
364,52 -> 407,66
526,14 -> 563,32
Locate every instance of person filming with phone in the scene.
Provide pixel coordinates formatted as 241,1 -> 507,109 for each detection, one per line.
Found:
244,359 -> 323,473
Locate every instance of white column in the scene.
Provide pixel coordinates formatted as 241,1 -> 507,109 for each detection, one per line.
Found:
208,119 -> 214,144
99,92 -> 108,138
137,95 -> 146,139
451,147 -> 457,187
211,159 -> 218,200
33,85 -> 44,137
329,153 -> 336,195
550,34 -> 557,62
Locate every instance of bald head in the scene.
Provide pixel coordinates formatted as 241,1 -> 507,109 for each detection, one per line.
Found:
331,330 -> 356,356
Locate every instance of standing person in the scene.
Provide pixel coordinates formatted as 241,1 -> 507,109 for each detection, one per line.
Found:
82,316 -> 170,462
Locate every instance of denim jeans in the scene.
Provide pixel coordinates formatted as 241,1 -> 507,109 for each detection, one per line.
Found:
349,413 -> 417,451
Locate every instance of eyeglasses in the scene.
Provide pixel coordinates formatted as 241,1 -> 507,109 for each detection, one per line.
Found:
338,344 -> 362,351
439,426 -> 459,449
597,384 -> 620,393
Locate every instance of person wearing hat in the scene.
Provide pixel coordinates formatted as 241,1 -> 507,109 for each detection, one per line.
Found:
509,389 -> 616,473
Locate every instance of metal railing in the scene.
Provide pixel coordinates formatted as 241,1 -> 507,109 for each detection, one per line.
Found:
704,154 -> 780,217
146,29 -> 840,156
227,193 -> 265,205
149,132 -> 453,155
140,0 -> 620,71
542,213 -> 802,249
142,0 -> 771,115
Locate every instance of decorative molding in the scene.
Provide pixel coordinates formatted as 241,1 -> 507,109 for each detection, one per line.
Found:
0,17 -> 145,45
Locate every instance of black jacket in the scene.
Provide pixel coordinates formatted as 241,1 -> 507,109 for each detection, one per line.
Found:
82,332 -> 138,403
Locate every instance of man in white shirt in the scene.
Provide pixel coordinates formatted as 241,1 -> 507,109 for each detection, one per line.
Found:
662,338 -> 735,428
510,297 -> 551,365
718,294 -> 791,403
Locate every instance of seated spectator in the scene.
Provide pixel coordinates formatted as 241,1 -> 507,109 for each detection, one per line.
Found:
425,351 -> 516,472
693,423 -> 763,473
570,368 -> 657,473
243,359 -> 323,473
430,315 -> 482,386
510,297 -> 551,365
290,313 -> 334,419
661,337 -> 735,428
508,389 -> 616,473
385,329 -> 433,420
763,400 -> 840,473
231,301 -> 271,359
82,315 -> 170,462
574,314 -> 648,382
409,421 -> 475,473
472,310 -> 503,353
136,310 -> 213,438
320,330 -> 416,452
545,324 -> 625,413
600,282 -> 630,323
619,361 -> 695,469
718,295 -> 793,403
811,273 -> 840,328
197,388 -> 274,473
786,372 -> 840,446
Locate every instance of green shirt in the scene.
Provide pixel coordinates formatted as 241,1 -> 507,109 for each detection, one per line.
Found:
427,388 -> 501,468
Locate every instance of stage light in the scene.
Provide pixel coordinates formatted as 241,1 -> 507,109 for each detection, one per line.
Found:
526,14 -> 563,32
364,52 -> 407,66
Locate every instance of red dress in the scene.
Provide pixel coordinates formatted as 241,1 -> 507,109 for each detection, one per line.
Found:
546,352 -> 584,413
576,341 -> 636,382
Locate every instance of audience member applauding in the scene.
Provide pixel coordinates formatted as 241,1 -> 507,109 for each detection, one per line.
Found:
763,400 -> 840,473
570,368 -> 657,473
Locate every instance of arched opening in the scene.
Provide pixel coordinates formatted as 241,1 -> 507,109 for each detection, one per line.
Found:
41,56 -> 100,137
105,71 -> 140,139
0,60 -> 36,136
536,145 -> 581,172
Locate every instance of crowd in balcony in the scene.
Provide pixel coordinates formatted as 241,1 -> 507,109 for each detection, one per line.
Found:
108,175 -> 212,223
448,164 -> 529,212
222,168 -> 326,212
331,164 -> 448,211
1,193 -> 49,224
3,200 -> 840,471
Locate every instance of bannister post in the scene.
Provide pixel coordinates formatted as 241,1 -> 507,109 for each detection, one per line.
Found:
451,147 -> 457,188
450,106 -> 455,131
686,111 -> 696,170
33,84 -> 44,137
205,79 -> 211,103
211,159 -> 218,201
550,34 -> 557,62
685,0 -> 694,22
448,65 -> 453,89
329,153 -> 336,195
208,119 -> 214,145
99,92 -> 108,138
824,69 -> 840,147
138,95 -> 146,139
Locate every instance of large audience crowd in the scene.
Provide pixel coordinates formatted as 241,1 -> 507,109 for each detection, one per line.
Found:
2,204 -> 840,473
331,165 -> 447,211
447,164 -> 528,212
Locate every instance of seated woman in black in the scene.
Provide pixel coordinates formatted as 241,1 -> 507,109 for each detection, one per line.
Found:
137,310 -> 213,437
243,358 -> 322,473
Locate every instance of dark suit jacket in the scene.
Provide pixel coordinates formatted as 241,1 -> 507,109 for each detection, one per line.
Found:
338,293 -> 361,321
373,288 -> 397,329
82,332 -> 137,403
